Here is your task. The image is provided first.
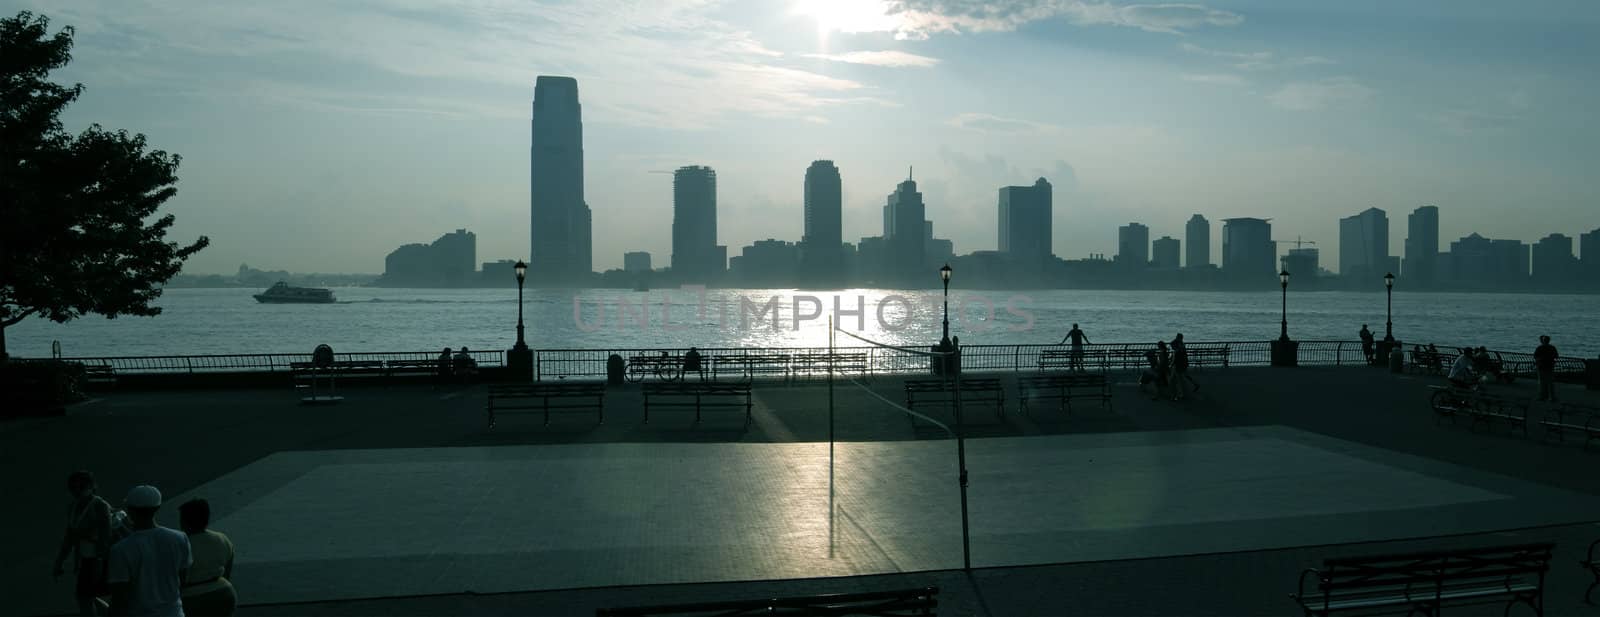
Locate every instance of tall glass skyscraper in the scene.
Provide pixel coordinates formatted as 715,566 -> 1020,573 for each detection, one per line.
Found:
530,76 -> 592,284
802,161 -> 842,281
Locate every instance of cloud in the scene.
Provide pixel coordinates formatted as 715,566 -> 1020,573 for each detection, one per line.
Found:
42,0 -> 889,129
1180,42 -> 1334,71
801,50 -> 941,67
946,112 -> 1061,133
885,1 -> 1244,39
1267,77 -> 1374,111
1426,109 -> 1519,136
1181,73 -> 1244,85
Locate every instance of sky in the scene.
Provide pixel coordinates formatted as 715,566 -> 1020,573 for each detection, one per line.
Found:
14,0 -> 1600,274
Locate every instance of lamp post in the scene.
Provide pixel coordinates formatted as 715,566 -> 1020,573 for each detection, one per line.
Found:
940,264 -> 952,346
1279,269 -> 1291,340
507,260 -> 532,381
1383,272 -> 1395,343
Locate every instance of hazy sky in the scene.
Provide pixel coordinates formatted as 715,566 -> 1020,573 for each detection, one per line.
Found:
18,0 -> 1600,274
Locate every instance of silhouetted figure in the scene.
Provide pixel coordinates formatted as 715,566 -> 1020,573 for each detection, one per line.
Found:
1447,347 -> 1478,389
1471,347 -> 1505,382
179,499 -> 236,616
436,348 -> 454,383
683,347 -> 704,381
1426,343 -> 1443,373
55,471 -> 112,616
1060,323 -> 1090,372
1534,335 -> 1559,402
454,347 -> 478,380
108,485 -> 191,617
1171,333 -> 1198,397
1138,350 -> 1160,393
1359,325 -> 1375,364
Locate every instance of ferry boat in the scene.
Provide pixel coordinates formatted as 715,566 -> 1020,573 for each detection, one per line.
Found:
253,281 -> 336,304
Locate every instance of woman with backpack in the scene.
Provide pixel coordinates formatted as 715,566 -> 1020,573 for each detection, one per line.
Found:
53,470 -> 114,616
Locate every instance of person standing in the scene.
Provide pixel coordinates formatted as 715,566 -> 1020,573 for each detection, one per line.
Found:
54,471 -> 113,616
1154,341 -> 1172,400
1060,324 -> 1090,372
1359,325 -> 1375,365
178,499 -> 236,617
108,485 -> 192,617
1534,335 -> 1559,402
1171,333 -> 1199,397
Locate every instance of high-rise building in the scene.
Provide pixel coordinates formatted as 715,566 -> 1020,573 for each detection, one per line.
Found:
1281,248 -> 1319,279
802,161 -> 842,281
1152,236 -> 1180,270
1404,206 -> 1439,288
1222,218 -> 1276,278
380,229 -> 477,287
1581,228 -> 1600,281
1442,233 -> 1529,288
1338,207 -> 1389,283
1532,233 -> 1577,285
883,169 -> 926,281
623,251 -> 652,273
671,165 -> 724,281
730,239 -> 798,286
998,178 -> 1053,262
1116,223 -> 1150,267
1185,214 -> 1210,269
529,76 -> 591,284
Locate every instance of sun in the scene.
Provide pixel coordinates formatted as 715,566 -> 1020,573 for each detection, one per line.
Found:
791,0 -> 899,37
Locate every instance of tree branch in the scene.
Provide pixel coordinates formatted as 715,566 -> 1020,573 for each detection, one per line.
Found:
2,308 -> 39,328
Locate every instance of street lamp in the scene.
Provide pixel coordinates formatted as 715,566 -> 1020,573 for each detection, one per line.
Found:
1383,272 -> 1395,343
513,261 -> 528,350
1279,269 -> 1291,341
939,264 -> 952,346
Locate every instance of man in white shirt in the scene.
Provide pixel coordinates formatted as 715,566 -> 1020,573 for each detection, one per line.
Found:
1447,348 -> 1478,389
108,485 -> 192,617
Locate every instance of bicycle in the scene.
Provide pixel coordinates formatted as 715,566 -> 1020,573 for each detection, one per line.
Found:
624,352 -> 682,383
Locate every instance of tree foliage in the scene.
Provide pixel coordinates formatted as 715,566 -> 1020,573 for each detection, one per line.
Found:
1,11 -> 209,357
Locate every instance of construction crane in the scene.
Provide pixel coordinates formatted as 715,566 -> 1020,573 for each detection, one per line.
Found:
1289,236 -> 1317,250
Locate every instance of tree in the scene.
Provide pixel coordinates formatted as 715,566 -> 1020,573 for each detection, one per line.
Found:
1,11 -> 208,359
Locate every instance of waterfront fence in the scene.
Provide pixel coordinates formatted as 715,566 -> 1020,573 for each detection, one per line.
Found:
28,349 -> 505,374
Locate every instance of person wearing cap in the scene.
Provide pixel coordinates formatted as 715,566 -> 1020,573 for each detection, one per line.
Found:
178,499 -> 236,616
107,485 -> 192,617
54,471 -> 113,616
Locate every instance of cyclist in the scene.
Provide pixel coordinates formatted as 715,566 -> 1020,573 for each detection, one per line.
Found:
1447,347 -> 1479,390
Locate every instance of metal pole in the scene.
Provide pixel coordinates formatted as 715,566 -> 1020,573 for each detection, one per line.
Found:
942,279 -> 950,342
950,355 -> 971,571
1384,284 -> 1393,342
515,279 -> 526,347
1279,282 -> 1288,340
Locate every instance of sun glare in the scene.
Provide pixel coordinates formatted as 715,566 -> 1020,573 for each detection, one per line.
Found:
791,0 -> 899,37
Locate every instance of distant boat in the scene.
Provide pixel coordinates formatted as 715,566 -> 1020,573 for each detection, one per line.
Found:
253,281 -> 336,304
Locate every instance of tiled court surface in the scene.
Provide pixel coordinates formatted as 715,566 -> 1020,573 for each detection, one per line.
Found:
174,426 -> 1600,605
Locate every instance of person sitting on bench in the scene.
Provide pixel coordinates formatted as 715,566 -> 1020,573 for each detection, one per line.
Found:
1448,347 -> 1478,390
453,347 -> 479,378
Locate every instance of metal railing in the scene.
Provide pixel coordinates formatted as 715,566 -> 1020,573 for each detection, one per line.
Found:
23,350 -> 505,374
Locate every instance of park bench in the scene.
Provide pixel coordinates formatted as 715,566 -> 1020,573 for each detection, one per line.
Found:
1539,401 -> 1600,449
1085,348 -> 1149,372
642,381 -> 752,424
596,586 -> 938,617
385,358 -> 443,378
290,360 -> 388,379
788,352 -> 870,381
1409,350 -> 1450,376
485,382 -> 605,428
1428,387 -> 1530,434
1017,373 -> 1112,415
1582,539 -> 1599,605
710,353 -> 791,382
1185,345 -> 1230,369
1290,542 -> 1553,617
903,377 -> 1005,419
81,363 -> 117,388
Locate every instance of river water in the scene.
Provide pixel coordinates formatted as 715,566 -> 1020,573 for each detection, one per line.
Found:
6,287 -> 1595,358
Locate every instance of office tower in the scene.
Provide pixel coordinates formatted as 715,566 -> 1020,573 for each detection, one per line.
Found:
1281,247 -> 1319,279
1532,233 -> 1577,285
671,165 -> 724,281
529,76 -> 591,284
802,161 -> 843,280
1152,236 -> 1180,269
1404,206 -> 1438,288
1581,228 -> 1600,282
883,169 -> 926,281
1116,223 -> 1150,267
1222,218 -> 1275,277
1185,214 -> 1210,268
381,229 -> 477,287
1338,207 -> 1389,282
998,178 -> 1053,262
623,251 -> 652,273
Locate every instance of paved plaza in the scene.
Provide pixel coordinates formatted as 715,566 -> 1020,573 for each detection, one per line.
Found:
7,366 -> 1600,615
